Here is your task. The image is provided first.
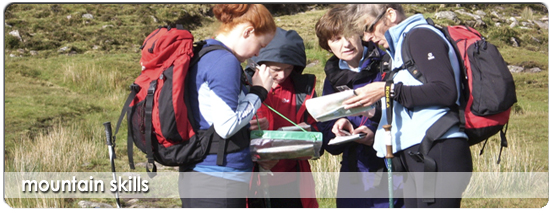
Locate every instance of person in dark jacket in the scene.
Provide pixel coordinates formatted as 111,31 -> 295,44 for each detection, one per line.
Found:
314,6 -> 404,208
244,27 -> 319,208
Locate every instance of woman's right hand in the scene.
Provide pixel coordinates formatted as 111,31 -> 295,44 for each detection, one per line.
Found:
343,81 -> 385,109
252,64 -> 274,92
249,117 -> 268,131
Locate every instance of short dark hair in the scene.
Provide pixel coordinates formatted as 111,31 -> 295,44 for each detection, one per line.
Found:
315,6 -> 353,52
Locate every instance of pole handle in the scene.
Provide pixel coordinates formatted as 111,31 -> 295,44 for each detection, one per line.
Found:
382,124 -> 394,159
103,122 -> 113,146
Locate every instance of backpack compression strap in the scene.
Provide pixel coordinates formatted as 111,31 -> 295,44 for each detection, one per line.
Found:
113,83 -> 141,170
144,80 -> 158,177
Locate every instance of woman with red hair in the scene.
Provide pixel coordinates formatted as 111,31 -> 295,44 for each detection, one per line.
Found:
179,4 -> 277,208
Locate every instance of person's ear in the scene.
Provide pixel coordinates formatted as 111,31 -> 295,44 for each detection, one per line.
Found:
387,8 -> 398,24
243,27 -> 255,38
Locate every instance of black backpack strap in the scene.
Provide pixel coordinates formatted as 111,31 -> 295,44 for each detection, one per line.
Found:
407,110 -> 460,203
382,40 -> 415,83
126,106 -> 134,169
478,124 -> 509,165
113,83 -> 141,170
190,43 -> 229,68
399,29 -> 427,83
497,124 -> 509,164
125,84 -> 140,170
481,124 -> 508,164
144,80 -> 158,178
217,139 -> 227,166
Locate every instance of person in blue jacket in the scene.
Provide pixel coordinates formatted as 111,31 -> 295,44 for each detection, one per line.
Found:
343,4 -> 472,208
178,4 -> 277,208
314,6 -> 404,208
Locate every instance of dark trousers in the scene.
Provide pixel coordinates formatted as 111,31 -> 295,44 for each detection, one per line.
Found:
267,177 -> 303,208
248,172 -> 304,208
395,138 -> 473,208
179,170 -> 248,208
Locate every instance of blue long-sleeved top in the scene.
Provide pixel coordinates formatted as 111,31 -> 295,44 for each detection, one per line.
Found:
186,38 -> 262,182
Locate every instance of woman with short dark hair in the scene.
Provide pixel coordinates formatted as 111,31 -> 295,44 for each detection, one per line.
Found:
315,6 -> 404,208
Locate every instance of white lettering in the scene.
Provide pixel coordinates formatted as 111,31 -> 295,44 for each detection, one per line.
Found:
39,180 -> 49,192
141,179 -> 149,192
21,180 -> 37,192
110,179 -> 117,192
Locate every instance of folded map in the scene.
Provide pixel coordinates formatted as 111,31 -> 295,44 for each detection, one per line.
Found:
305,90 -> 374,122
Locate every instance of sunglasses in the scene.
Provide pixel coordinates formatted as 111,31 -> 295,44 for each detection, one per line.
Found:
364,9 -> 387,33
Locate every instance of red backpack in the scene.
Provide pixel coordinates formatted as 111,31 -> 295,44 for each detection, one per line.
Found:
433,19 -> 517,162
112,25 -> 227,176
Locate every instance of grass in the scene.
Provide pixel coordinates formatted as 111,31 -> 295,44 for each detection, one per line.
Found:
3,3 -> 548,208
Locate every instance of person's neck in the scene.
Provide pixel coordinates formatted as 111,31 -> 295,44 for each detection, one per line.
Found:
216,33 -> 245,62
215,23 -> 248,52
215,34 -> 233,49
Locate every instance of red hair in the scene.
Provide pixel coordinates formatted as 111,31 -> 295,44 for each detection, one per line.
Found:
212,4 -> 276,36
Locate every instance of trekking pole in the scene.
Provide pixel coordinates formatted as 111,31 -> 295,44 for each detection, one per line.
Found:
103,122 -> 121,208
383,124 -> 394,208
383,79 -> 396,208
